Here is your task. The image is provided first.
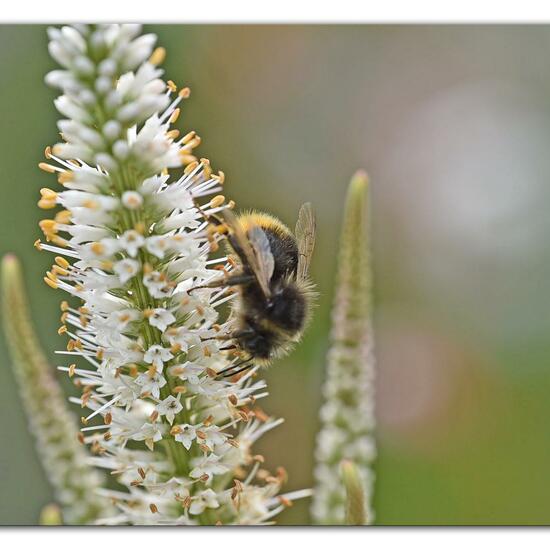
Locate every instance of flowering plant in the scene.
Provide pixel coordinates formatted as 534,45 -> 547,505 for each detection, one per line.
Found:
32,24 -> 307,525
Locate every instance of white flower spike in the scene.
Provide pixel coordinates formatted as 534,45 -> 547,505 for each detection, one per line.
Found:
37,24 -> 308,525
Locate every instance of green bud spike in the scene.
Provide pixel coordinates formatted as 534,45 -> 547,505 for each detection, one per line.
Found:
1,254 -> 113,524
311,171 -> 376,524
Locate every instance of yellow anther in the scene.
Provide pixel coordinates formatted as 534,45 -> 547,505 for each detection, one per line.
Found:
51,236 -> 68,248
179,153 -> 197,166
184,136 -> 201,150
40,188 -> 57,200
209,195 -> 225,209
55,210 -> 72,224
34,239 -> 42,250
149,47 -> 166,66
58,171 -> 74,185
38,199 -> 56,210
184,160 -> 199,174
203,415 -> 214,427
57,325 -> 67,335
181,131 -> 196,145
179,87 -> 191,98
39,162 -> 57,174
39,219 -> 58,234
166,129 -> 180,140
167,80 -> 177,93
52,265 -> 68,276
44,146 -> 52,159
43,276 -> 58,289
169,108 -> 180,123
60,301 -> 69,311
55,256 -> 70,269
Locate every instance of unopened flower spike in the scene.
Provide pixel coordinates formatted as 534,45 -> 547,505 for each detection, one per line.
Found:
36,24 -> 305,525
1,254 -> 113,524
311,170 -> 376,525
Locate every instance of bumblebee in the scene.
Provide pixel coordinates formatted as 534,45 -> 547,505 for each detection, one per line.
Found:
211,204 -> 316,377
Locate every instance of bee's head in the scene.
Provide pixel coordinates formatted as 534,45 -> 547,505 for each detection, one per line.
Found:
266,283 -> 307,332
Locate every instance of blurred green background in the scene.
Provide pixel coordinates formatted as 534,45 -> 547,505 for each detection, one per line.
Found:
1,24 -> 550,525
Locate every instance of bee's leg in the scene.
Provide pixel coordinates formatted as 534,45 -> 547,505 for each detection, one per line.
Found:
219,345 -> 238,352
215,357 -> 252,377
222,363 -> 255,378
188,273 -> 254,293
200,334 -> 233,342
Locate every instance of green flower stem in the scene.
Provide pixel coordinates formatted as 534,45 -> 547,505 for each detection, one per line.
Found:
111,168 -> 189,477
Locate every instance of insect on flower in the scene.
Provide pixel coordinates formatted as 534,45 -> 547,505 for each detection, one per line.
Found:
198,203 -> 317,378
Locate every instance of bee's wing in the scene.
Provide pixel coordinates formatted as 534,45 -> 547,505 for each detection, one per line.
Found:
221,209 -> 274,297
248,225 -> 275,291
295,202 -> 316,280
